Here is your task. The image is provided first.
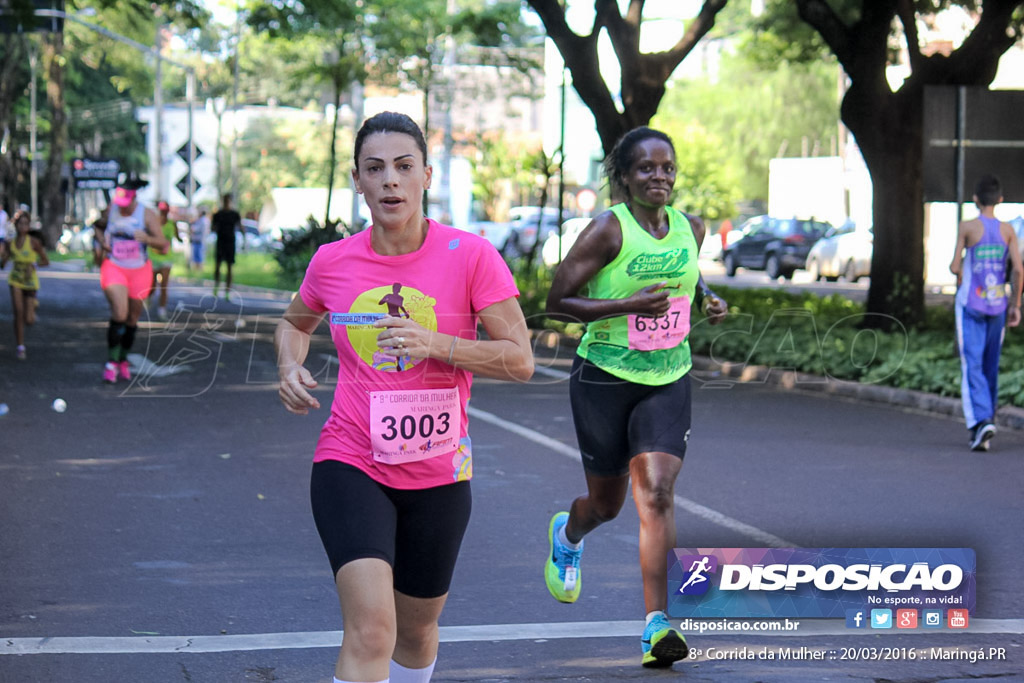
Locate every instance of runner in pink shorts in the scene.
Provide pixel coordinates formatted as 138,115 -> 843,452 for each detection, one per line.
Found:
93,178 -> 169,384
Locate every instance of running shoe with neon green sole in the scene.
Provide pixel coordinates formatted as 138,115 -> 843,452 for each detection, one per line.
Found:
544,511 -> 583,603
641,613 -> 689,668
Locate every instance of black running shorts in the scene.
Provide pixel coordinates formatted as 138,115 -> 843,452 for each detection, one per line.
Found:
309,460 -> 472,599
215,233 -> 236,264
569,355 -> 692,476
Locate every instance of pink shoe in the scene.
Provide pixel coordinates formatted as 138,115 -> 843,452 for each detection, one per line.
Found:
103,362 -> 118,384
118,360 -> 132,381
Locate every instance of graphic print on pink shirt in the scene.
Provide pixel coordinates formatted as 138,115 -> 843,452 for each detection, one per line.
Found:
338,282 -> 437,372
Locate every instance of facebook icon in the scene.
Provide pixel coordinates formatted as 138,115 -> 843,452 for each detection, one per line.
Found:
846,609 -> 867,629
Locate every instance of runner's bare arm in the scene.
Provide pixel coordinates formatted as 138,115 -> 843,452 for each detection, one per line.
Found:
950,221 -> 969,282
137,208 -> 170,253
546,212 -> 670,323
686,214 -> 727,325
1006,226 -> 1023,327
31,236 -> 49,267
276,295 -> 326,414
373,297 -> 534,382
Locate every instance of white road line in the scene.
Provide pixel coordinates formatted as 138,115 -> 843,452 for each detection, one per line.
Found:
467,406 -> 796,548
5,619 -> 1023,655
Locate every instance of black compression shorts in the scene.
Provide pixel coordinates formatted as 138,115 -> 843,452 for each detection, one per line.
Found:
309,460 -> 472,598
569,355 -> 692,477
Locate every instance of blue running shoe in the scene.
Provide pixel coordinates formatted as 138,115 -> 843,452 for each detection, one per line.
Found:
641,612 -> 689,668
544,511 -> 583,603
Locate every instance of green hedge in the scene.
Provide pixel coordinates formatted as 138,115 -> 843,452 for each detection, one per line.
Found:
523,273 -> 1024,409
689,286 -> 1024,408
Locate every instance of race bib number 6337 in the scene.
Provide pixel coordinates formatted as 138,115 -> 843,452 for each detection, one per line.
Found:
627,295 -> 691,351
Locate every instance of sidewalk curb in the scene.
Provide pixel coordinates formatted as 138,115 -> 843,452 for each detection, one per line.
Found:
530,330 -> 1024,432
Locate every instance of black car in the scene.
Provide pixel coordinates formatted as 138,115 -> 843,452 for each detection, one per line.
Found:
722,215 -> 831,279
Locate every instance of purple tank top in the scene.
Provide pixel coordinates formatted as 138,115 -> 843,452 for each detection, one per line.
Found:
960,216 -> 1008,315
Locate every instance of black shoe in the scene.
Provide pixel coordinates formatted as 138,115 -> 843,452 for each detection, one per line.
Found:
969,422 -> 995,451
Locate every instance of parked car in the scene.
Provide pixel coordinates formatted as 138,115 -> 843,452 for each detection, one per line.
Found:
721,216 -> 831,279
501,206 -> 571,258
459,220 -> 511,251
541,217 -> 591,266
805,222 -> 873,282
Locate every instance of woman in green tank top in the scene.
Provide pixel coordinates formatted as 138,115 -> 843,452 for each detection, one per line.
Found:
543,127 -> 728,668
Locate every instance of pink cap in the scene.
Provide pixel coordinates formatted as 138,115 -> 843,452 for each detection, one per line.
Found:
113,187 -> 137,207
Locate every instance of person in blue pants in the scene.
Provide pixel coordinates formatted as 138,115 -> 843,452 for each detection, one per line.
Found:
949,174 -> 1022,451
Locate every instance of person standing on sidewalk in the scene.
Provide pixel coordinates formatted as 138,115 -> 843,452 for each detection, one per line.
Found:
212,194 -> 243,299
149,201 -> 181,320
275,111 -> 533,683
950,173 -> 1023,451
92,179 -> 169,383
188,207 -> 209,273
544,126 -> 728,668
0,210 -> 49,359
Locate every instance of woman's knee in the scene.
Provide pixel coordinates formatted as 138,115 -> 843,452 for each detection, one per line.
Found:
394,619 -> 438,656
342,608 -> 397,661
635,483 -> 675,516
585,497 -> 624,523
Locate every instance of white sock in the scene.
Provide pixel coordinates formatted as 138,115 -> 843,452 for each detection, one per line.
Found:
333,678 -> 388,683
389,657 -> 436,683
557,525 -> 582,550
646,610 -> 667,626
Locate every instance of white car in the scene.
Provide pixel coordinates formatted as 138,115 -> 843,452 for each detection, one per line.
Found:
459,221 -> 511,251
541,217 -> 591,267
805,223 -> 873,282
502,206 -> 572,257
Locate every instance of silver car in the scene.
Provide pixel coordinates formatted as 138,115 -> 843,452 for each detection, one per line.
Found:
805,222 -> 873,282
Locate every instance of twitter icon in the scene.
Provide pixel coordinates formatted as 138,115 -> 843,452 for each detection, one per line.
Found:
871,609 -> 893,629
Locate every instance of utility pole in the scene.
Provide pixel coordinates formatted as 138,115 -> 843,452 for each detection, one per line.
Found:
28,41 -> 38,221
230,4 -> 241,197
154,21 -> 164,200
440,0 -> 456,223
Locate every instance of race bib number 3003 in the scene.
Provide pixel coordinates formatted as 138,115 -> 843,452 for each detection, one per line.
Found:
369,387 -> 460,465
628,295 -> 691,351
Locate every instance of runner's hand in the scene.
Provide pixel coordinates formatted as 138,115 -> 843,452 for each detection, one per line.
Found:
702,295 -> 728,325
374,316 -> 429,359
626,283 -> 672,317
278,365 -> 320,415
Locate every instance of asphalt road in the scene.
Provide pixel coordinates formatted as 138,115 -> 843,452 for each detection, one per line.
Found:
1,268 -> 1022,682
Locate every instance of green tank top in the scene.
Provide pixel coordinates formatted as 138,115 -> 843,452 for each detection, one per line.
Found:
576,203 -> 700,385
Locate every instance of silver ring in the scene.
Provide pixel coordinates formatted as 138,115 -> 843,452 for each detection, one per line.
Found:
397,336 -> 405,346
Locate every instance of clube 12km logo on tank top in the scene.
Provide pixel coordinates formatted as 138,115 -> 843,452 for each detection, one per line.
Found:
331,283 -> 470,476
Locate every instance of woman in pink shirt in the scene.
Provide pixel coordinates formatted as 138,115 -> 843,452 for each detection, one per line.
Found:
275,112 -> 533,683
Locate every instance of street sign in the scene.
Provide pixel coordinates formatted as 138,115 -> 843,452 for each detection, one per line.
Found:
923,87 -> 1024,203
72,158 -> 119,190
0,0 -> 64,33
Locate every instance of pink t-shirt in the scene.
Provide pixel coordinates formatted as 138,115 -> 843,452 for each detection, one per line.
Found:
299,220 -> 519,489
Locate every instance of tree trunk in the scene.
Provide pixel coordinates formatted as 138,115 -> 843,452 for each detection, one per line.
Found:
325,82 -> 340,232
0,38 -> 27,211
842,80 -> 925,327
41,31 -> 67,246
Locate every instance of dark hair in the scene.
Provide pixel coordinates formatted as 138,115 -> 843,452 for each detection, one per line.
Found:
602,127 -> 676,197
11,209 -> 30,227
354,112 -> 428,170
974,174 -> 1002,207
